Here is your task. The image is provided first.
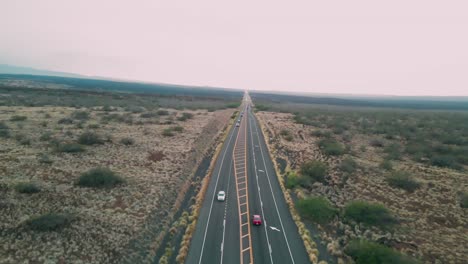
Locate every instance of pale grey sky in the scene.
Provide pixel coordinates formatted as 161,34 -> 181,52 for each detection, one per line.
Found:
1,0 -> 467,96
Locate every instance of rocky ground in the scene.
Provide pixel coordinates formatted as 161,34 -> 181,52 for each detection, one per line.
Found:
257,111 -> 467,264
0,106 -> 233,263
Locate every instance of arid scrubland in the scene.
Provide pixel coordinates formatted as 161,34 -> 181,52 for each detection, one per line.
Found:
256,108 -> 467,264
0,84 -> 238,263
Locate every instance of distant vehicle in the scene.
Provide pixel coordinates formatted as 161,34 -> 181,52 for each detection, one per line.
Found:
236,122 -> 240,127
217,191 -> 225,201
252,214 -> 262,225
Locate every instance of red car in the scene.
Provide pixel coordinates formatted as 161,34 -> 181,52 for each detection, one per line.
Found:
252,215 -> 262,226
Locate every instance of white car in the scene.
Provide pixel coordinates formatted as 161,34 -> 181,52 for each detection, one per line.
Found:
217,191 -> 225,201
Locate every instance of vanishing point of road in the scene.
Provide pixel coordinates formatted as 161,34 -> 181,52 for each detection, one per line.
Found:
186,92 -> 310,264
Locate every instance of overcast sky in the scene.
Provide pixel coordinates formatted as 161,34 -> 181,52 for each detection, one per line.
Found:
1,0 -> 467,96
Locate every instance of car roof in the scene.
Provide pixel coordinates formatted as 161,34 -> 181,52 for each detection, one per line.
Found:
218,191 -> 225,194
253,214 -> 261,218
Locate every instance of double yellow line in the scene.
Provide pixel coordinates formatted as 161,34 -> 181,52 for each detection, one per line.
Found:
232,108 -> 253,264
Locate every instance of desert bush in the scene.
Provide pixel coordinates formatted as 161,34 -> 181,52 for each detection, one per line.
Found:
120,137 -> 135,145
38,154 -> 53,164
310,130 -> 331,138
140,112 -> 158,118
157,110 -> 169,116
379,160 -> 393,171
77,167 -> 124,188
387,171 -> 420,192
101,105 -> 113,111
88,123 -> 99,129
0,121 -> 10,138
370,138 -> 384,148
78,131 -> 104,145
55,143 -> 85,153
162,128 -> 174,137
345,239 -> 418,264
57,117 -> 74,124
148,150 -> 165,162
384,143 -> 402,160
71,111 -> 90,121
126,106 -> 146,113
344,201 -> 397,228
172,126 -> 184,132
226,102 -> 241,108
339,157 -> 357,174
430,155 -> 461,170
318,138 -> 345,156
300,160 -> 328,184
297,197 -> 337,224
285,171 -> 300,189
460,192 -> 468,208
15,182 -> 40,194
10,115 -> 27,121
26,213 -> 73,231
178,112 -> 194,121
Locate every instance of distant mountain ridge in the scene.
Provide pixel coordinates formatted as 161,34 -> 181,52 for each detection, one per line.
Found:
0,64 -> 85,78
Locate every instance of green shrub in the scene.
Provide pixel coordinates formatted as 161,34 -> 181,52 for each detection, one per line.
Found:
40,131 -> 53,142
370,139 -> 384,148
0,121 -> 10,138
226,102 -> 241,108
15,182 -> 40,193
172,126 -> 184,132
157,110 -> 169,116
78,131 -> 104,145
126,106 -> 146,113
55,143 -> 85,153
384,143 -> 402,160
380,160 -> 393,171
300,160 -> 328,184
318,138 -> 345,156
297,197 -> 337,224
120,137 -> 135,145
280,129 -> 291,136
387,171 -> 420,192
344,201 -> 397,228
71,111 -> 90,121
461,192 -> 468,208
26,213 -> 73,231
345,239 -> 418,264
162,128 -> 174,137
285,171 -> 300,189
339,157 -> 358,174
140,112 -> 158,118
177,112 -> 194,121
255,104 -> 270,111
58,117 -> 74,124
77,167 -> 124,188
38,154 -> 53,164
430,155 -> 461,170
10,115 -> 27,121
88,123 -> 99,129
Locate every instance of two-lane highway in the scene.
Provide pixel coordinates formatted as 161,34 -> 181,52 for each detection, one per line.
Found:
186,93 -> 309,264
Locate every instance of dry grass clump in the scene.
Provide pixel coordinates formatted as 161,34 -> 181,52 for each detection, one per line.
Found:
386,171 -> 420,192
10,115 -> 28,121
120,137 -> 135,145
78,131 -> 104,145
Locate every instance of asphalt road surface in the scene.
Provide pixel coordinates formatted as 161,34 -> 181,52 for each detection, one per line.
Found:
186,93 -> 310,264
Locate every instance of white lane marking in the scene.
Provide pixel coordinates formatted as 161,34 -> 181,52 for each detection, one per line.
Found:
198,124 -> 237,264
269,226 -> 281,232
250,111 -> 296,264
248,112 -> 274,264
220,124 -> 236,264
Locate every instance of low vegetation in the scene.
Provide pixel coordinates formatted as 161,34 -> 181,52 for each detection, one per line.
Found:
296,197 -> 337,224
386,171 -> 420,192
460,192 -> 468,208
54,142 -> 85,153
78,131 -> 104,145
10,115 -> 28,121
300,160 -> 328,184
14,182 -> 41,194
344,201 -> 397,228
77,167 -> 124,188
25,213 -> 73,232
0,121 -> 10,138
318,138 -> 345,156
345,239 -> 418,264
120,137 -> 135,146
